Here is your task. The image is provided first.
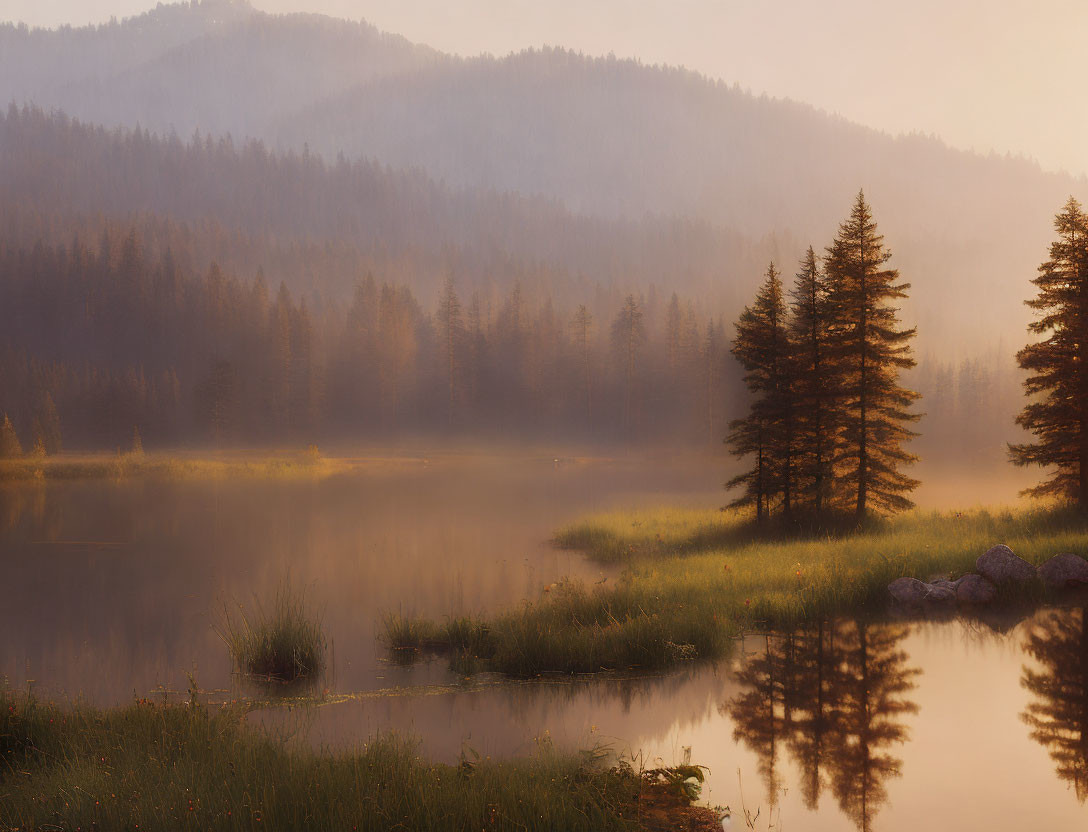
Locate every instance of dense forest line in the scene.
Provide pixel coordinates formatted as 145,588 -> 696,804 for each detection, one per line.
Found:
0,223 -> 745,449
0,216 -> 1024,460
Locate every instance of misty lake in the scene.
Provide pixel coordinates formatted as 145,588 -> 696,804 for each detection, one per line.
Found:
2,450 -> 1085,830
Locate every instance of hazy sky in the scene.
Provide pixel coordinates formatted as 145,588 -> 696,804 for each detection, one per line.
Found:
6,0 -> 1087,178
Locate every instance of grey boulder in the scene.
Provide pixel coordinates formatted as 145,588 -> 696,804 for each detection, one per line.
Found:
976,545 -> 1036,585
888,577 -> 928,604
888,577 -> 955,605
1037,553 -> 1088,589
955,573 -> 997,604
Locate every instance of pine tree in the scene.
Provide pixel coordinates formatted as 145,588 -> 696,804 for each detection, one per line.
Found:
1010,197 -> 1088,506
611,295 -> 646,431
436,276 -> 466,427
825,192 -> 920,520
727,264 -> 796,521
31,421 -> 47,459
790,247 -> 837,515
700,319 -> 723,442
571,304 -> 594,424
0,414 -> 22,458
37,392 -> 62,454
664,293 -> 682,373
196,359 -> 238,442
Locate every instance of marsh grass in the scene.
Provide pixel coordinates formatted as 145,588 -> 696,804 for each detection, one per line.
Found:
382,614 -> 497,674
395,503 -> 1087,676
0,689 -> 712,832
219,583 -> 326,684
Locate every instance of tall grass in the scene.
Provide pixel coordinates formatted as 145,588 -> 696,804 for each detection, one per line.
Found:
0,690 -> 713,831
218,583 -> 326,684
393,504 -> 1087,676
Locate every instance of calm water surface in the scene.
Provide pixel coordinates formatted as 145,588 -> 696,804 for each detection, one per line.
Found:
0,451 -> 721,702
2,451 -> 1085,830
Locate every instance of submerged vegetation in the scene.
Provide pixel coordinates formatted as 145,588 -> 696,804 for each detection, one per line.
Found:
389,504 -> 1088,676
0,689 -> 718,832
219,583 -> 327,684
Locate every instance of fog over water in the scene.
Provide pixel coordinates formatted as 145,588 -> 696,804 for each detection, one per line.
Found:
2,454 -> 1084,829
2,3 -> 1087,829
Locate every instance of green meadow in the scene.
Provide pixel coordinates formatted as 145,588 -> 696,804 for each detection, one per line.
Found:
388,504 -> 1087,676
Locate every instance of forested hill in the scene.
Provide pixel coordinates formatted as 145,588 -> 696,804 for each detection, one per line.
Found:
0,105 -> 767,308
2,1 -> 1083,352
0,0 -> 440,141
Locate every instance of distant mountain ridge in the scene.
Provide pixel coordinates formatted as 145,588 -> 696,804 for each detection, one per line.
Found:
2,1 -> 1086,352
0,0 -> 440,141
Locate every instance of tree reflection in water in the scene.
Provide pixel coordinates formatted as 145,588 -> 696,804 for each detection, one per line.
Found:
725,620 -> 919,831
1021,605 -> 1088,802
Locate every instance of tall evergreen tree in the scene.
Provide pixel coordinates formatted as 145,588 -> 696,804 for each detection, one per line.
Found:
436,276 -> 466,427
727,264 -> 796,520
195,359 -> 238,442
790,247 -> 836,514
1010,197 -> 1088,506
825,192 -> 920,520
0,413 -> 22,458
664,293 -> 683,373
571,304 -> 594,425
700,319 -> 724,442
37,392 -> 62,454
611,295 -> 646,431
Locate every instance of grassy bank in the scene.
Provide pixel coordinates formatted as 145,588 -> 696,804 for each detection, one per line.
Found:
0,690 -> 718,832
388,504 -> 1087,676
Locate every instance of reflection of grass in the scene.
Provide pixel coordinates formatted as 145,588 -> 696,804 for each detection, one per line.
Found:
397,504 -> 1086,676
0,690 -> 717,831
219,584 -> 326,684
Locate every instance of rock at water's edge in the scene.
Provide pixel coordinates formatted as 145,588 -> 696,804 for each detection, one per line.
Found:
955,573 -> 997,604
888,577 -> 955,605
888,577 -> 929,605
976,545 -> 1036,585
1037,553 -> 1088,589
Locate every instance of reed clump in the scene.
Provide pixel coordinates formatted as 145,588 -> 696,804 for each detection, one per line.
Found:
219,583 -> 326,683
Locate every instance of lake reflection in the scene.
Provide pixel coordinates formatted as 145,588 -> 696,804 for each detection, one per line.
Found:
254,610 -> 1088,831
0,451 -> 723,703
726,622 -> 919,830
3,456 -> 1088,830
1022,606 -> 1088,802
